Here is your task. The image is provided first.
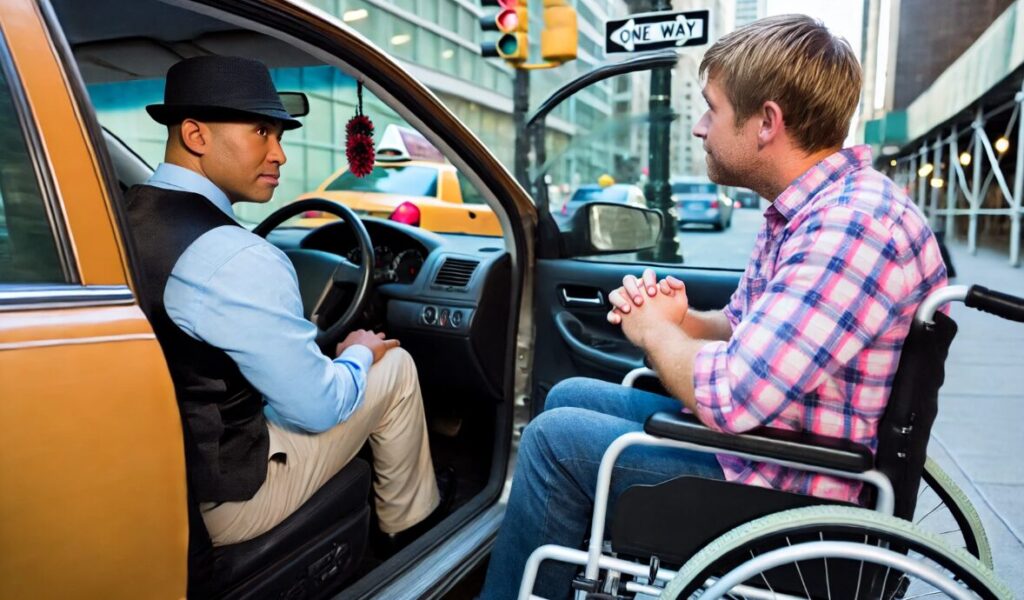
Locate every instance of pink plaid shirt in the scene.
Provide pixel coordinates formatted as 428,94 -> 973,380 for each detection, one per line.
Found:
692,146 -> 947,503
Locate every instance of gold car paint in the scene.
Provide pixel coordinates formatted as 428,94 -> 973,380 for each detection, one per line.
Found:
0,1 -> 188,597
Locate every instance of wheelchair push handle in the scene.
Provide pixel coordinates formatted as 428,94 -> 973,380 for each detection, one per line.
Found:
965,285 -> 1024,323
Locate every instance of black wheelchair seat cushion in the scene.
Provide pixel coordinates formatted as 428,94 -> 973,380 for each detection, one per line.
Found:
611,476 -> 852,566
210,458 -> 372,596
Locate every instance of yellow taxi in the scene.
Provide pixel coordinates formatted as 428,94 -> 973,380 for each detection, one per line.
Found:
0,0 -> 670,597
294,125 -> 501,236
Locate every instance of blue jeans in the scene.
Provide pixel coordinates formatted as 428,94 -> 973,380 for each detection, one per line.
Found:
479,377 -> 724,600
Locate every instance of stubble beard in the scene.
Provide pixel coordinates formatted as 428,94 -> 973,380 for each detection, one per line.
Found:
706,153 -> 752,189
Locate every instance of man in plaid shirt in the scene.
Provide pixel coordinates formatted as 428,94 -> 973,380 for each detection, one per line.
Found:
617,145 -> 947,503
480,14 -> 946,600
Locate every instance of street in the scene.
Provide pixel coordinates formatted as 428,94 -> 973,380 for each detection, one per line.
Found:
674,205 -> 763,270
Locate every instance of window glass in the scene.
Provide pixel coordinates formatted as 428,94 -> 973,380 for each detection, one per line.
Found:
541,70 -> 762,269
0,47 -> 64,284
671,182 -> 717,195
418,0 -> 438,22
390,26 -> 415,61
439,38 -> 459,78
569,186 -> 628,204
85,36 -> 503,237
459,8 -> 476,42
417,30 -> 439,70
457,173 -> 488,205
325,165 -> 438,197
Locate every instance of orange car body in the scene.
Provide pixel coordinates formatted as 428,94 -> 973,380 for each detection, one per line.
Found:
0,0 -> 187,597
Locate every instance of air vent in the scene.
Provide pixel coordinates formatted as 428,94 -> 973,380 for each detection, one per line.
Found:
433,257 -> 479,288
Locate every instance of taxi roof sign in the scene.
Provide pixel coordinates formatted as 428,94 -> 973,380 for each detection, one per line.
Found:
376,124 -> 445,163
605,9 -> 709,54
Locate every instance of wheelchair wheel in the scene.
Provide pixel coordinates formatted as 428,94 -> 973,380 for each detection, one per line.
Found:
660,505 -> 1010,600
916,456 -> 993,568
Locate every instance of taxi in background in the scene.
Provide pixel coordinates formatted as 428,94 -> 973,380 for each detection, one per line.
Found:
294,125 -> 501,236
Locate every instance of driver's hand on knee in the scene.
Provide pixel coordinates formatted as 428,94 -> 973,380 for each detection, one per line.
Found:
336,330 -> 400,363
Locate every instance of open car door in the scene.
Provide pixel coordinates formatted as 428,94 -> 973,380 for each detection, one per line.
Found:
528,53 -> 762,410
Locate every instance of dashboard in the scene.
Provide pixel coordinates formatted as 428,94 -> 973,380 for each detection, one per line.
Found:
268,217 -> 511,401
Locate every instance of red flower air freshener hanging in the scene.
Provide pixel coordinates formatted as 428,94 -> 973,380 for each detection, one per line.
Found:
345,81 -> 375,178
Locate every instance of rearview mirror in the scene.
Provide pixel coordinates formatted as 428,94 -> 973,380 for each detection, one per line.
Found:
563,202 -> 662,256
279,92 -> 310,117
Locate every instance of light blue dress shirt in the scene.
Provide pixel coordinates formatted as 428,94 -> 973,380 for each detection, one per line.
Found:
148,162 -> 373,433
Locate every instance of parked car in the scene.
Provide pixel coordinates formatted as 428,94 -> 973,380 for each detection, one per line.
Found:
293,125 -> 501,236
671,176 -> 733,230
731,187 -> 763,209
553,183 -> 646,228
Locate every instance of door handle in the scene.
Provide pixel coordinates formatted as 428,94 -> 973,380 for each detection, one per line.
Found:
561,288 -> 604,307
553,311 -> 642,371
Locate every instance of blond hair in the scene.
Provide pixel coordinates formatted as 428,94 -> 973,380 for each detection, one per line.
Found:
699,14 -> 862,152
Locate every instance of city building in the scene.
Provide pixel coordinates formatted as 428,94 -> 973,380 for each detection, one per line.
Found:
862,0 -> 1024,266
671,0 -> 733,178
859,0 -> 1014,149
734,0 -> 765,28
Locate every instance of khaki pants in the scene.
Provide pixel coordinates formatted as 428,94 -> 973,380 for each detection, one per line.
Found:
201,347 -> 439,546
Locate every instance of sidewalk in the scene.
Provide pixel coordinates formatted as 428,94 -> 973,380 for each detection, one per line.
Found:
930,237 -> 1024,592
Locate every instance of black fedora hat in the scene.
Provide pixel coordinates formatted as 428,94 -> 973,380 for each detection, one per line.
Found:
146,56 -> 306,130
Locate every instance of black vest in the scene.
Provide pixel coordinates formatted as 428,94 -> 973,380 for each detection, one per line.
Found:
124,184 -> 269,503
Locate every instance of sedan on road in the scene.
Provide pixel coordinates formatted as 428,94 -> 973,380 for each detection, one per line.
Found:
672,176 -> 733,230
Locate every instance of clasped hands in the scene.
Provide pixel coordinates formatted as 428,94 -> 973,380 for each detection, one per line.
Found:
607,268 -> 689,349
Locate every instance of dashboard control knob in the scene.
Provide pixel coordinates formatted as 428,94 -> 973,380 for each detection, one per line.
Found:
438,308 -> 450,328
451,310 -> 463,328
422,306 -> 437,325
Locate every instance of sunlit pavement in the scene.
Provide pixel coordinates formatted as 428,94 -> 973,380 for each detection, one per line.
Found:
930,237 -> 1024,592
675,207 -> 762,269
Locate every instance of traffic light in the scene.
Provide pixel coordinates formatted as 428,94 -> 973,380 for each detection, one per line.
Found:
541,0 -> 577,64
480,0 -> 528,63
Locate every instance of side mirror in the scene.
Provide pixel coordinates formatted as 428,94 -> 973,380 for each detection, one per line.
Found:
563,202 -> 662,256
279,92 -> 310,117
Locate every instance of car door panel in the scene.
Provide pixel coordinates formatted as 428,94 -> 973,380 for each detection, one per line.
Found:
0,1 -> 187,596
0,302 -> 187,598
532,257 -> 741,412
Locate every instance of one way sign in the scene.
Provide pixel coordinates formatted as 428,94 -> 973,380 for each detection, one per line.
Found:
605,9 -> 710,54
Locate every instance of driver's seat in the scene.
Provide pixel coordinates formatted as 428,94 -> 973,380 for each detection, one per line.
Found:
102,129 -> 374,598
202,459 -> 372,599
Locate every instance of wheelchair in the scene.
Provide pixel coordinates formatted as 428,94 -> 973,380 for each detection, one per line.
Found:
518,284 -> 1024,599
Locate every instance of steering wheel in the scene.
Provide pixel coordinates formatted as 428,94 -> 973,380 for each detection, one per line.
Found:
252,198 -> 374,352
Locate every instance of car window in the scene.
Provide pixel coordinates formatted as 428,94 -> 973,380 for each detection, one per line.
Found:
0,40 -> 65,284
89,64 -> 501,237
671,182 -> 716,194
537,69 -> 762,270
456,172 -> 489,205
571,187 -> 628,204
325,165 -> 438,197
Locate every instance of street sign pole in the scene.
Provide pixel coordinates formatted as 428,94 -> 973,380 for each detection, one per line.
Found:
645,0 -> 679,263
514,68 -> 531,189
610,4 -> 708,262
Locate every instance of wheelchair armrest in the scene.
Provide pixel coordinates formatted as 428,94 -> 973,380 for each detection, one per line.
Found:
644,411 -> 873,473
